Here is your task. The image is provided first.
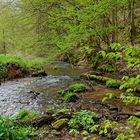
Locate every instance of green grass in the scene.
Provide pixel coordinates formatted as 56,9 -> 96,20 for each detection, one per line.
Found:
0,54 -> 45,79
0,54 -> 45,70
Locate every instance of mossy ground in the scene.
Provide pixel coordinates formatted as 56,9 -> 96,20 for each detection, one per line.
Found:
0,55 -> 45,79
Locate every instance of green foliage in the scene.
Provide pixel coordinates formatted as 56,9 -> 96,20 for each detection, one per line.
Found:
0,55 -> 44,70
69,83 -> 87,92
0,63 -> 7,78
102,92 -> 114,103
15,109 -> 40,121
128,116 -> 140,129
99,120 -> 118,138
109,43 -> 122,51
0,115 -> 36,140
120,75 -> 140,92
115,127 -> 135,140
120,93 -> 140,105
89,124 -> 99,133
69,110 -> 98,130
97,47 -> 123,72
106,80 -> 120,88
0,55 -> 44,79
63,92 -> 76,102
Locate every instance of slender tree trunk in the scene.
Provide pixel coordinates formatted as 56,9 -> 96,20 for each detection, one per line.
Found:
112,8 -> 118,43
128,0 -> 136,45
2,29 -> 6,55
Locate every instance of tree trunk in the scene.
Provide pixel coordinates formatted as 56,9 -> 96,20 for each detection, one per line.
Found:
128,0 -> 136,45
112,8 -> 118,43
2,29 -> 6,55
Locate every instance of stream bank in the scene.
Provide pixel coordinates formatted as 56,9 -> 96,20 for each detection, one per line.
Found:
0,61 -> 140,140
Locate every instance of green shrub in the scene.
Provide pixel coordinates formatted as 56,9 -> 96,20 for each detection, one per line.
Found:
69,110 -> 98,130
106,80 -> 120,88
69,83 -> 87,92
63,92 -> 77,102
15,109 -> 40,121
99,120 -> 118,138
0,63 -> 7,78
0,115 -> 36,140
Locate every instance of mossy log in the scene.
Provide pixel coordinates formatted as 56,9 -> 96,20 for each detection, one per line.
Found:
17,115 -> 54,127
81,73 -> 121,84
17,113 -> 72,128
81,73 -> 140,92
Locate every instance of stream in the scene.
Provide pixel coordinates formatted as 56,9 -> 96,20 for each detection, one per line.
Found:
0,62 -> 90,116
0,61 -> 139,118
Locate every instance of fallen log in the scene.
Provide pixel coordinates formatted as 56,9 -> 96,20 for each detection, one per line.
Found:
81,73 -> 140,92
17,113 -> 72,128
17,115 -> 54,128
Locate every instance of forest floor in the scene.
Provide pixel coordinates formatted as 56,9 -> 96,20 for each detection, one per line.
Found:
0,56 -> 140,140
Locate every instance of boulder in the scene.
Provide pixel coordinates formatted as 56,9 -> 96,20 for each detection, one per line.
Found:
52,118 -> 69,129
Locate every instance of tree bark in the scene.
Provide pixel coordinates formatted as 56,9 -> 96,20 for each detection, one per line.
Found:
128,0 -> 136,45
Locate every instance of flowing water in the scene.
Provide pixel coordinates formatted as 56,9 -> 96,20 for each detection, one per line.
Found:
0,61 -> 139,118
0,62 -> 91,116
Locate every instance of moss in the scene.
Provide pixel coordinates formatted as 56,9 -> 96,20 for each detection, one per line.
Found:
52,118 -> 69,130
81,73 -> 140,92
69,83 -> 87,92
32,70 -> 47,77
46,108 -> 55,115
0,55 -> 45,80
15,109 -> 40,121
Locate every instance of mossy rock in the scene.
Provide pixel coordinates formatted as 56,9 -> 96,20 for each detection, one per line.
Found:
56,108 -> 70,114
69,83 -> 87,92
46,108 -> 55,115
52,118 -> 69,130
32,70 -> 47,77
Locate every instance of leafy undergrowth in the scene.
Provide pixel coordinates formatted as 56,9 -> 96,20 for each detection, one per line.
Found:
0,55 -> 45,79
1,106 -> 140,140
0,115 -> 37,140
59,83 -> 87,102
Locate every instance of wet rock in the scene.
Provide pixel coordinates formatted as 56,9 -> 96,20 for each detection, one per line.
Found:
46,108 -> 55,115
27,90 -> 40,99
52,118 -> 69,129
32,70 -> 47,77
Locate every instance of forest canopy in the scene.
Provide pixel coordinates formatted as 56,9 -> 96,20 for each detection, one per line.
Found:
0,0 -> 139,58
